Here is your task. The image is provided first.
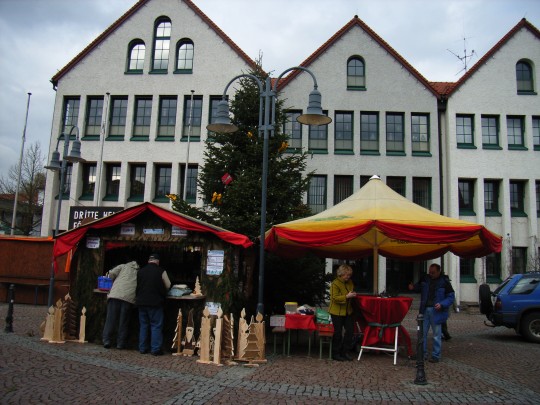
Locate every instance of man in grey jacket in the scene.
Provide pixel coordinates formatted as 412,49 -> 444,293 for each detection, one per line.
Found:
102,261 -> 139,349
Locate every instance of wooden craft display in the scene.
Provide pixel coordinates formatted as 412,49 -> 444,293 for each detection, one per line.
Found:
191,277 -> 203,296
40,295 -> 87,344
235,309 -> 266,366
180,308 -> 197,356
197,307 -> 212,364
171,309 -> 183,356
220,313 -> 236,365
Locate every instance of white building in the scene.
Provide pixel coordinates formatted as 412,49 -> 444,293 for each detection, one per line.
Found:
42,0 -> 540,304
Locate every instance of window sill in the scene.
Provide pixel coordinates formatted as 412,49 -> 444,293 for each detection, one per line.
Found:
81,135 -> 100,141
360,150 -> 380,156
486,276 -> 502,284
106,136 -> 125,141
156,136 -> 175,142
386,151 -> 406,156
149,70 -> 168,74
511,211 -> 528,218
103,195 -> 119,202
181,136 -> 200,142
125,70 -> 143,75
127,196 -> 144,202
152,197 -> 169,203
460,275 -> 477,283
535,145 -> 540,151
308,149 -> 328,154
459,209 -> 476,216
517,90 -> 537,95
54,195 -> 69,200
285,147 -> 302,154
79,194 -> 94,201
482,144 -> 502,150
174,69 -> 193,74
334,150 -> 354,155
457,144 -> 477,149
130,136 -> 149,141
508,145 -> 528,151
485,211 -> 502,217
412,152 -> 432,157
347,86 -> 366,91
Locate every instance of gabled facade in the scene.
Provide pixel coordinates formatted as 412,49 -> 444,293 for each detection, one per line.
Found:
41,0 -> 540,304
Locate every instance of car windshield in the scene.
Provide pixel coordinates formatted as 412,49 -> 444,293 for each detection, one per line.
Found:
510,277 -> 540,295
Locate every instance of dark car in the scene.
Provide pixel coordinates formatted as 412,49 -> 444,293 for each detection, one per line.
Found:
479,272 -> 540,343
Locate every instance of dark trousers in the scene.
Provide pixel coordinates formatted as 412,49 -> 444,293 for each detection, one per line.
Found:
102,298 -> 132,348
331,314 -> 354,356
138,305 -> 164,354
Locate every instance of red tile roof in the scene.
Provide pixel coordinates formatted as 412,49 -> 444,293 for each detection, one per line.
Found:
50,0 -> 257,88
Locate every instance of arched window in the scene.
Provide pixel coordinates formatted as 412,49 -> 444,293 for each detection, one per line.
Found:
176,39 -> 194,72
516,60 -> 534,93
347,56 -> 365,89
152,17 -> 171,71
127,40 -> 145,73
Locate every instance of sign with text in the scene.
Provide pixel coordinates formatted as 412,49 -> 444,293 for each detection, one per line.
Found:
206,250 -> 224,275
69,206 -> 123,229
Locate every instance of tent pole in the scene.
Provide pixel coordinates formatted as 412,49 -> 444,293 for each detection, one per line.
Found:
373,246 -> 378,294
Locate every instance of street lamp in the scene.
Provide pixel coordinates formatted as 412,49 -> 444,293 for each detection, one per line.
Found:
207,67 -> 331,315
45,126 -> 85,308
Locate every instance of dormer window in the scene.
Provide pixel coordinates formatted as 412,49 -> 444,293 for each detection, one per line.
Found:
516,60 -> 535,94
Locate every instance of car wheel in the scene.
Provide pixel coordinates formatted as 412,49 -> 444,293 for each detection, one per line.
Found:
479,283 -> 493,317
520,312 -> 540,344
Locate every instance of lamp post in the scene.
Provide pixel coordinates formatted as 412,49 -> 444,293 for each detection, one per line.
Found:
207,67 -> 331,315
45,126 -> 85,308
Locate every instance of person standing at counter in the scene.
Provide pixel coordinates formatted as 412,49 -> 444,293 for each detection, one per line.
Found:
102,260 -> 139,349
329,264 -> 357,361
408,263 -> 455,363
136,253 -> 171,356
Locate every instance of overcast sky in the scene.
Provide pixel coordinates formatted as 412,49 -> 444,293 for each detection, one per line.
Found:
0,0 -> 538,177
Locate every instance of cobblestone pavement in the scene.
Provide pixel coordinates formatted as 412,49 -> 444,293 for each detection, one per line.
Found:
1,302 -> 539,404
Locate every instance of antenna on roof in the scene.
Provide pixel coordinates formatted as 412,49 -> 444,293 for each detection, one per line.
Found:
447,37 -> 476,76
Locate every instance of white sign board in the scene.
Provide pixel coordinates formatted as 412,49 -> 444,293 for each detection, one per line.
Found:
206,250 -> 224,275
171,226 -> 188,237
86,236 -> 100,249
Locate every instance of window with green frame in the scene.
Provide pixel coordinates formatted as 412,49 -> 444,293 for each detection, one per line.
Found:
533,116 -> 540,151
308,111 -> 328,152
55,163 -> 72,200
507,116 -> 525,149
109,96 -> 128,139
512,247 -> 527,274
360,112 -> 379,154
175,39 -> 194,73
127,40 -> 145,73
334,175 -> 353,205
386,112 -> 404,154
157,96 -> 177,139
347,56 -> 365,89
129,164 -> 146,201
180,164 -> 198,203
284,110 -> 302,149
516,61 -> 534,94
510,180 -> 527,217
456,114 -> 475,148
104,163 -> 121,201
485,252 -> 501,283
387,176 -> 405,197
182,95 -> 202,141
335,111 -> 353,153
61,97 -> 80,137
80,163 -> 96,200
481,115 -> 500,149
484,180 -> 501,216
308,175 -> 327,214
460,257 -> 476,282
132,97 -> 152,140
536,181 -> 540,218
413,177 -> 431,209
411,113 -> 430,154
154,164 -> 172,202
84,97 -> 103,140
151,18 -> 171,72
458,179 -> 476,216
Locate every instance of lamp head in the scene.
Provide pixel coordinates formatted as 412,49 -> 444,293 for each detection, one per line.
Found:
206,99 -> 238,133
297,88 -> 332,126
65,139 -> 86,163
44,150 -> 61,171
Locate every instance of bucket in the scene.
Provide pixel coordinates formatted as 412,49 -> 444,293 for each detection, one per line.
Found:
285,301 -> 298,314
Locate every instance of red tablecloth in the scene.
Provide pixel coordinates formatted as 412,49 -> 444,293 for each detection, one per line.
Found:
285,314 -> 317,331
354,295 -> 413,356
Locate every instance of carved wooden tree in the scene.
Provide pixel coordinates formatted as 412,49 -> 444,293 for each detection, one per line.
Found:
62,293 -> 78,341
220,313 -> 236,364
172,309 -> 183,356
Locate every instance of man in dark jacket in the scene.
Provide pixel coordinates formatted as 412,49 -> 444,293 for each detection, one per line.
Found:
408,263 -> 454,363
136,253 -> 171,355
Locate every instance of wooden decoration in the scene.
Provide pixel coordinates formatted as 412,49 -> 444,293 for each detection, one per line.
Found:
236,311 -> 266,365
62,293 -> 78,341
191,277 -> 203,296
41,306 -> 55,342
255,312 -> 266,361
197,307 -> 212,364
180,308 -> 197,356
212,307 -> 224,366
77,307 -> 87,343
171,309 -> 183,356
220,313 -> 236,365
236,308 -> 248,360
50,299 -> 65,344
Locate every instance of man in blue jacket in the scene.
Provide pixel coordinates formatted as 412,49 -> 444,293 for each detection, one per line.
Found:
409,263 -> 455,363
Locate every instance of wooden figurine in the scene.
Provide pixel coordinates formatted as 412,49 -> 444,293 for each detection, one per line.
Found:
50,299 -> 65,344
197,307 -> 212,364
181,308 -> 197,356
191,276 -> 203,296
212,307 -> 224,366
172,309 -> 183,356
236,308 -> 249,361
41,306 -> 55,342
77,307 -> 87,343
220,313 -> 236,365
62,293 -> 78,341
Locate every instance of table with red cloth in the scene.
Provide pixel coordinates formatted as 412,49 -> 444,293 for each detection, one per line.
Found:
284,313 -> 317,356
354,295 -> 413,361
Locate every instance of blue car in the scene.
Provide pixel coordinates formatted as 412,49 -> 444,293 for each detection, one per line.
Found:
479,272 -> 540,343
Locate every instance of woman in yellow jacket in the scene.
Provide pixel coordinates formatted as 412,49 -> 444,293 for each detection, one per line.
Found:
329,264 -> 356,361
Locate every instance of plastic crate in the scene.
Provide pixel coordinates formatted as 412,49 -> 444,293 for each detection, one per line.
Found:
316,323 -> 334,334
97,276 -> 112,291
285,301 -> 298,314
270,315 -> 286,327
